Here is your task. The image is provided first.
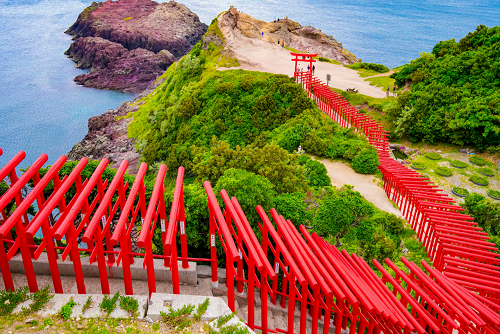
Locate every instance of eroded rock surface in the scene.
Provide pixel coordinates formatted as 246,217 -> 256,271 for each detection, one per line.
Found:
65,0 -> 207,92
220,9 -> 358,64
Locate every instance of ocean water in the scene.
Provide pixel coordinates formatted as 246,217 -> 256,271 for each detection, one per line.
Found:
0,0 -> 499,169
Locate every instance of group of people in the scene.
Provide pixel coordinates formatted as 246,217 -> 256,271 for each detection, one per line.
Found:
386,85 -> 397,97
296,64 -> 315,74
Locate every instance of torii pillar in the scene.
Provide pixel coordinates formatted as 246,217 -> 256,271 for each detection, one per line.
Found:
290,52 -> 318,82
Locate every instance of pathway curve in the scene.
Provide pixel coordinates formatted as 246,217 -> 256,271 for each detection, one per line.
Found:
317,158 -> 403,218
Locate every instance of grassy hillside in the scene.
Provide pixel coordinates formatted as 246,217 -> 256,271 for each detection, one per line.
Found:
390,25 -> 500,150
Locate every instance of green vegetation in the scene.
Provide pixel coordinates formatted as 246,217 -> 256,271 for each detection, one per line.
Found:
310,185 -> 429,268
479,167 -> 495,176
364,75 -> 395,90
194,298 -> 210,321
464,193 -> 500,250
390,25 -> 500,149
488,189 -> 500,199
470,155 -> 488,166
60,297 -> 77,320
452,187 -> 470,197
0,287 -> 29,316
450,160 -> 468,168
425,152 -> 442,160
435,166 -> 452,177
345,62 -> 390,77
216,312 -> 237,327
119,296 -> 140,318
411,161 -> 426,170
25,286 -> 52,314
470,175 -> 489,186
82,296 -> 92,314
99,292 -> 120,317
161,304 -> 195,330
318,56 -> 341,65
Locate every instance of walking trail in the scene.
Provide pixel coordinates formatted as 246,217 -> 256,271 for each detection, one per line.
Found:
316,157 -> 403,218
219,26 -> 387,98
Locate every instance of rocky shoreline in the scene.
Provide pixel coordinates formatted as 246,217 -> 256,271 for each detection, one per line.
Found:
64,0 -> 207,93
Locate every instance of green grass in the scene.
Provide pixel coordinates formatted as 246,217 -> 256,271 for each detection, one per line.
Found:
364,75 -> 395,90
488,189 -> 500,199
411,162 -> 426,170
161,304 -> 195,330
469,155 -> 488,166
60,297 -> 77,320
99,292 -> 120,317
452,187 -> 469,196
470,175 -> 489,186
317,56 -> 341,65
450,160 -> 468,168
425,152 -> 442,160
119,296 -> 140,318
435,166 -> 452,177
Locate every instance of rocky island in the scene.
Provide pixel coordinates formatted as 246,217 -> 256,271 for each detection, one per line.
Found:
64,0 -> 207,93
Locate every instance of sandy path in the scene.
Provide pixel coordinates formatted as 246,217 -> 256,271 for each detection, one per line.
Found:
219,33 -> 387,98
318,158 -> 403,218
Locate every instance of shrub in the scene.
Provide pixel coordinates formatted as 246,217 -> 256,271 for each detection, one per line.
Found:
469,156 -> 487,166
351,148 -> 380,174
452,187 -> 469,197
470,175 -> 489,186
488,190 -> 500,199
411,162 -> 426,170
479,167 -> 495,177
450,160 -> 468,168
119,296 -> 139,318
60,297 -> 77,320
435,167 -> 452,177
275,193 -> 310,226
347,62 -> 390,73
425,152 -> 442,160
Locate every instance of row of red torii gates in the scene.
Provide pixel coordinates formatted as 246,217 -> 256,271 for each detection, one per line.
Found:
0,54 -> 499,334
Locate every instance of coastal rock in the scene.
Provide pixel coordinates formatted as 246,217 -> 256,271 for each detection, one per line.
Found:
65,37 -> 175,92
220,9 -> 357,64
65,0 -> 207,92
67,82 -> 159,173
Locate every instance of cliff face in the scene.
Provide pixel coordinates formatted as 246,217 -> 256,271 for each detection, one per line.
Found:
221,10 -> 358,64
65,0 -> 207,93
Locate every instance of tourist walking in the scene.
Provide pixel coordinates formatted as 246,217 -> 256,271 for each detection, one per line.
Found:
386,86 -> 390,97
282,41 -> 284,48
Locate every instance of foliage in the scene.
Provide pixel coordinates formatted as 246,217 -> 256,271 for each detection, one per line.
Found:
411,162 -> 426,169
161,304 -> 195,330
425,152 -> 442,160
216,312 -> 237,327
469,156 -> 488,166
0,287 -> 29,316
435,166 -> 452,177
318,56 -> 341,65
25,286 -> 53,314
60,297 -> 77,320
470,175 -> 489,186
214,168 -> 276,228
312,186 -> 375,242
390,25 -> 500,148
194,298 -> 210,321
119,296 -> 139,318
452,187 -> 470,196
99,292 -> 120,317
82,296 -> 92,314
346,62 -> 390,73
488,189 -> 500,199
298,155 -> 331,188
351,148 -> 380,174
450,160 -> 468,168
464,193 -> 500,235
274,192 -> 311,226
478,167 -> 495,176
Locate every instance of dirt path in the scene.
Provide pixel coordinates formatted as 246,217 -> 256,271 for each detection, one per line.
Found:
218,28 -> 387,98
317,158 -> 403,218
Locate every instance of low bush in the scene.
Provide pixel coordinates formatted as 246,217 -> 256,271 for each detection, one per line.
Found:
435,167 -> 452,177
470,175 -> 489,186
452,187 -> 469,197
450,160 -> 468,168
60,297 -> 77,320
425,152 -> 442,160
411,162 -> 426,170
346,62 -> 390,73
488,189 -> 500,199
479,167 -> 495,177
470,156 -> 488,166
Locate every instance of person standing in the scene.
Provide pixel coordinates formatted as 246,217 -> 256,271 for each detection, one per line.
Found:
393,86 -> 396,96
386,86 -> 390,97
307,65 -> 310,72
261,32 -> 264,37
312,65 -> 315,74
278,39 -> 280,44
282,41 -> 284,48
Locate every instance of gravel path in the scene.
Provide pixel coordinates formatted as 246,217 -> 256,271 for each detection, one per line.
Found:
318,158 -> 403,218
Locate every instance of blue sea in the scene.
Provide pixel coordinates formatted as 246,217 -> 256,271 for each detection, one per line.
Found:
0,0 -> 499,169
